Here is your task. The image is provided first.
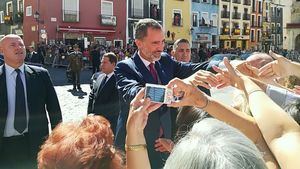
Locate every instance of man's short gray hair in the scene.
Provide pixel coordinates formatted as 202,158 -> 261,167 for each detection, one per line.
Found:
164,118 -> 267,169
134,18 -> 162,40
173,39 -> 190,51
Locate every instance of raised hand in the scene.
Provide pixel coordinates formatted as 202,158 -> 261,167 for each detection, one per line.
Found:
166,78 -> 208,108
184,70 -> 219,89
259,51 -> 292,78
154,138 -> 174,153
126,88 -> 162,134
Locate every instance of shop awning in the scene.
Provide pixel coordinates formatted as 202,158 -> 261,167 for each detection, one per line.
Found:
57,26 -> 115,33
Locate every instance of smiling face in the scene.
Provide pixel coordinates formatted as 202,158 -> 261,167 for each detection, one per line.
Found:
0,35 -> 26,68
172,42 -> 191,62
135,28 -> 165,62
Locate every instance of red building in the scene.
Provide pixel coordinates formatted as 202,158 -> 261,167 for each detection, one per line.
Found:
23,0 -> 126,49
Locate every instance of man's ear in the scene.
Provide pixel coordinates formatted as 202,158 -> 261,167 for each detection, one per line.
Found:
135,39 -> 142,49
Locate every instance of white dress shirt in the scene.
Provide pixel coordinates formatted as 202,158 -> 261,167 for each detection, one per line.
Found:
3,63 -> 29,137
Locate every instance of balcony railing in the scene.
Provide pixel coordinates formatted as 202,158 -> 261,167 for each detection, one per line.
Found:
232,0 -> 241,4
173,17 -> 183,26
220,28 -> 230,35
232,12 -> 241,19
212,0 -> 218,5
243,29 -> 250,35
243,14 -> 250,20
243,0 -> 251,5
63,10 -> 79,22
232,28 -> 241,35
221,11 -> 230,18
222,0 -> 230,2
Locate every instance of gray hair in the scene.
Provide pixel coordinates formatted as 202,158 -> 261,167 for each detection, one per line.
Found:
173,39 -> 190,51
164,118 -> 267,169
284,99 -> 300,125
134,18 -> 162,40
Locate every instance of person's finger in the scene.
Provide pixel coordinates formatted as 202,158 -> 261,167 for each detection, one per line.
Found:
212,65 -> 224,74
193,80 -> 211,89
216,82 -> 229,89
223,57 -> 236,76
269,50 -> 279,60
258,63 -> 272,77
134,88 -> 145,100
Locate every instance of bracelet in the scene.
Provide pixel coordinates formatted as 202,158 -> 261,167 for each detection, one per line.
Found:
248,89 -> 264,96
125,144 -> 147,151
198,96 -> 210,109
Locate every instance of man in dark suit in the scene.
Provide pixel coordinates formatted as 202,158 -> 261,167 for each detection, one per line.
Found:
28,46 -> 44,65
88,52 -> 119,134
114,19 -> 213,169
0,34 -> 62,168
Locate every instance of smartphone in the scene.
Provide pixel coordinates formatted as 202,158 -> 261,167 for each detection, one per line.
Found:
145,83 -> 173,104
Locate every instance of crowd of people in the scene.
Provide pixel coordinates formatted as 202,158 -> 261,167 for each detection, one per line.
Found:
0,18 -> 299,169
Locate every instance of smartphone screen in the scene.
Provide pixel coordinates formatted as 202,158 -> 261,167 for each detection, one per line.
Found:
145,85 -> 166,103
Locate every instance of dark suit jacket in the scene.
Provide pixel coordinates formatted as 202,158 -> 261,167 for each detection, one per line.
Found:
87,73 -> 120,132
0,64 -> 62,157
30,51 -> 44,64
114,52 -> 209,169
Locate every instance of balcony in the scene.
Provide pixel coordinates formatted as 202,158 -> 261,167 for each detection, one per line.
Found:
243,0 -> 251,5
220,28 -> 230,35
173,17 -> 183,26
15,12 -> 23,23
243,29 -> 250,35
4,15 -> 13,25
232,12 -> 241,19
263,16 -> 269,22
232,0 -> 241,4
232,28 -> 241,35
243,14 -> 250,20
63,10 -> 79,22
222,0 -> 230,2
221,11 -> 230,18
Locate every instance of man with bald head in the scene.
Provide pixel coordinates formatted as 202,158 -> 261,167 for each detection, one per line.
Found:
171,38 -> 191,62
0,34 -> 62,168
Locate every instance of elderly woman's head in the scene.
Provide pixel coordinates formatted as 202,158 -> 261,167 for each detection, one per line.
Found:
37,115 -> 124,169
164,118 -> 267,169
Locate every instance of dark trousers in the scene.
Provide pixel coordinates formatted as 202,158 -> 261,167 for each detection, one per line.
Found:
0,133 -> 37,169
71,71 -> 81,89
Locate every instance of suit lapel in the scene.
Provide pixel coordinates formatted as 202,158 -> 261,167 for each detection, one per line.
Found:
133,52 -> 157,84
24,65 -> 34,114
95,74 -> 106,96
155,62 -> 168,85
0,65 -> 8,136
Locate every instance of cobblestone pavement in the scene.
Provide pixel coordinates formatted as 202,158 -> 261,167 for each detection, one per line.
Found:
47,66 -> 92,123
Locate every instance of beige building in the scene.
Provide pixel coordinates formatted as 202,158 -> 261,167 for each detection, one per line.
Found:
219,0 -> 251,49
287,0 -> 300,51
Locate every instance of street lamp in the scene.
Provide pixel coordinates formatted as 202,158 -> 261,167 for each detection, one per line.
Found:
33,11 -> 40,44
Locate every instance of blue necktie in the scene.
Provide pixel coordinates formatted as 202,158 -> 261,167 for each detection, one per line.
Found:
15,69 -> 27,133
99,75 -> 108,92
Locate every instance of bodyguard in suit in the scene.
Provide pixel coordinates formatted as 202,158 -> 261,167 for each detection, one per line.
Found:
28,46 -> 44,65
0,34 -> 62,168
68,44 -> 83,90
88,52 -> 120,134
114,18 -> 213,169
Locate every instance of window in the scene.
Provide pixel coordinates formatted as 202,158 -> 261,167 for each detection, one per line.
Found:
202,0 -> 209,3
150,0 -> 160,20
211,13 -> 217,27
131,0 -> 143,17
251,29 -> 255,42
173,9 -> 182,26
252,0 -> 256,12
257,15 -> 261,27
251,15 -> 255,27
101,1 -> 113,16
26,6 -> 32,16
192,12 -> 198,27
257,30 -> 261,42
212,35 -> 217,45
200,12 -> 209,26
17,0 -> 23,12
6,1 -> 13,15
114,40 -> 123,49
62,0 -> 79,22
0,11 -> 4,23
